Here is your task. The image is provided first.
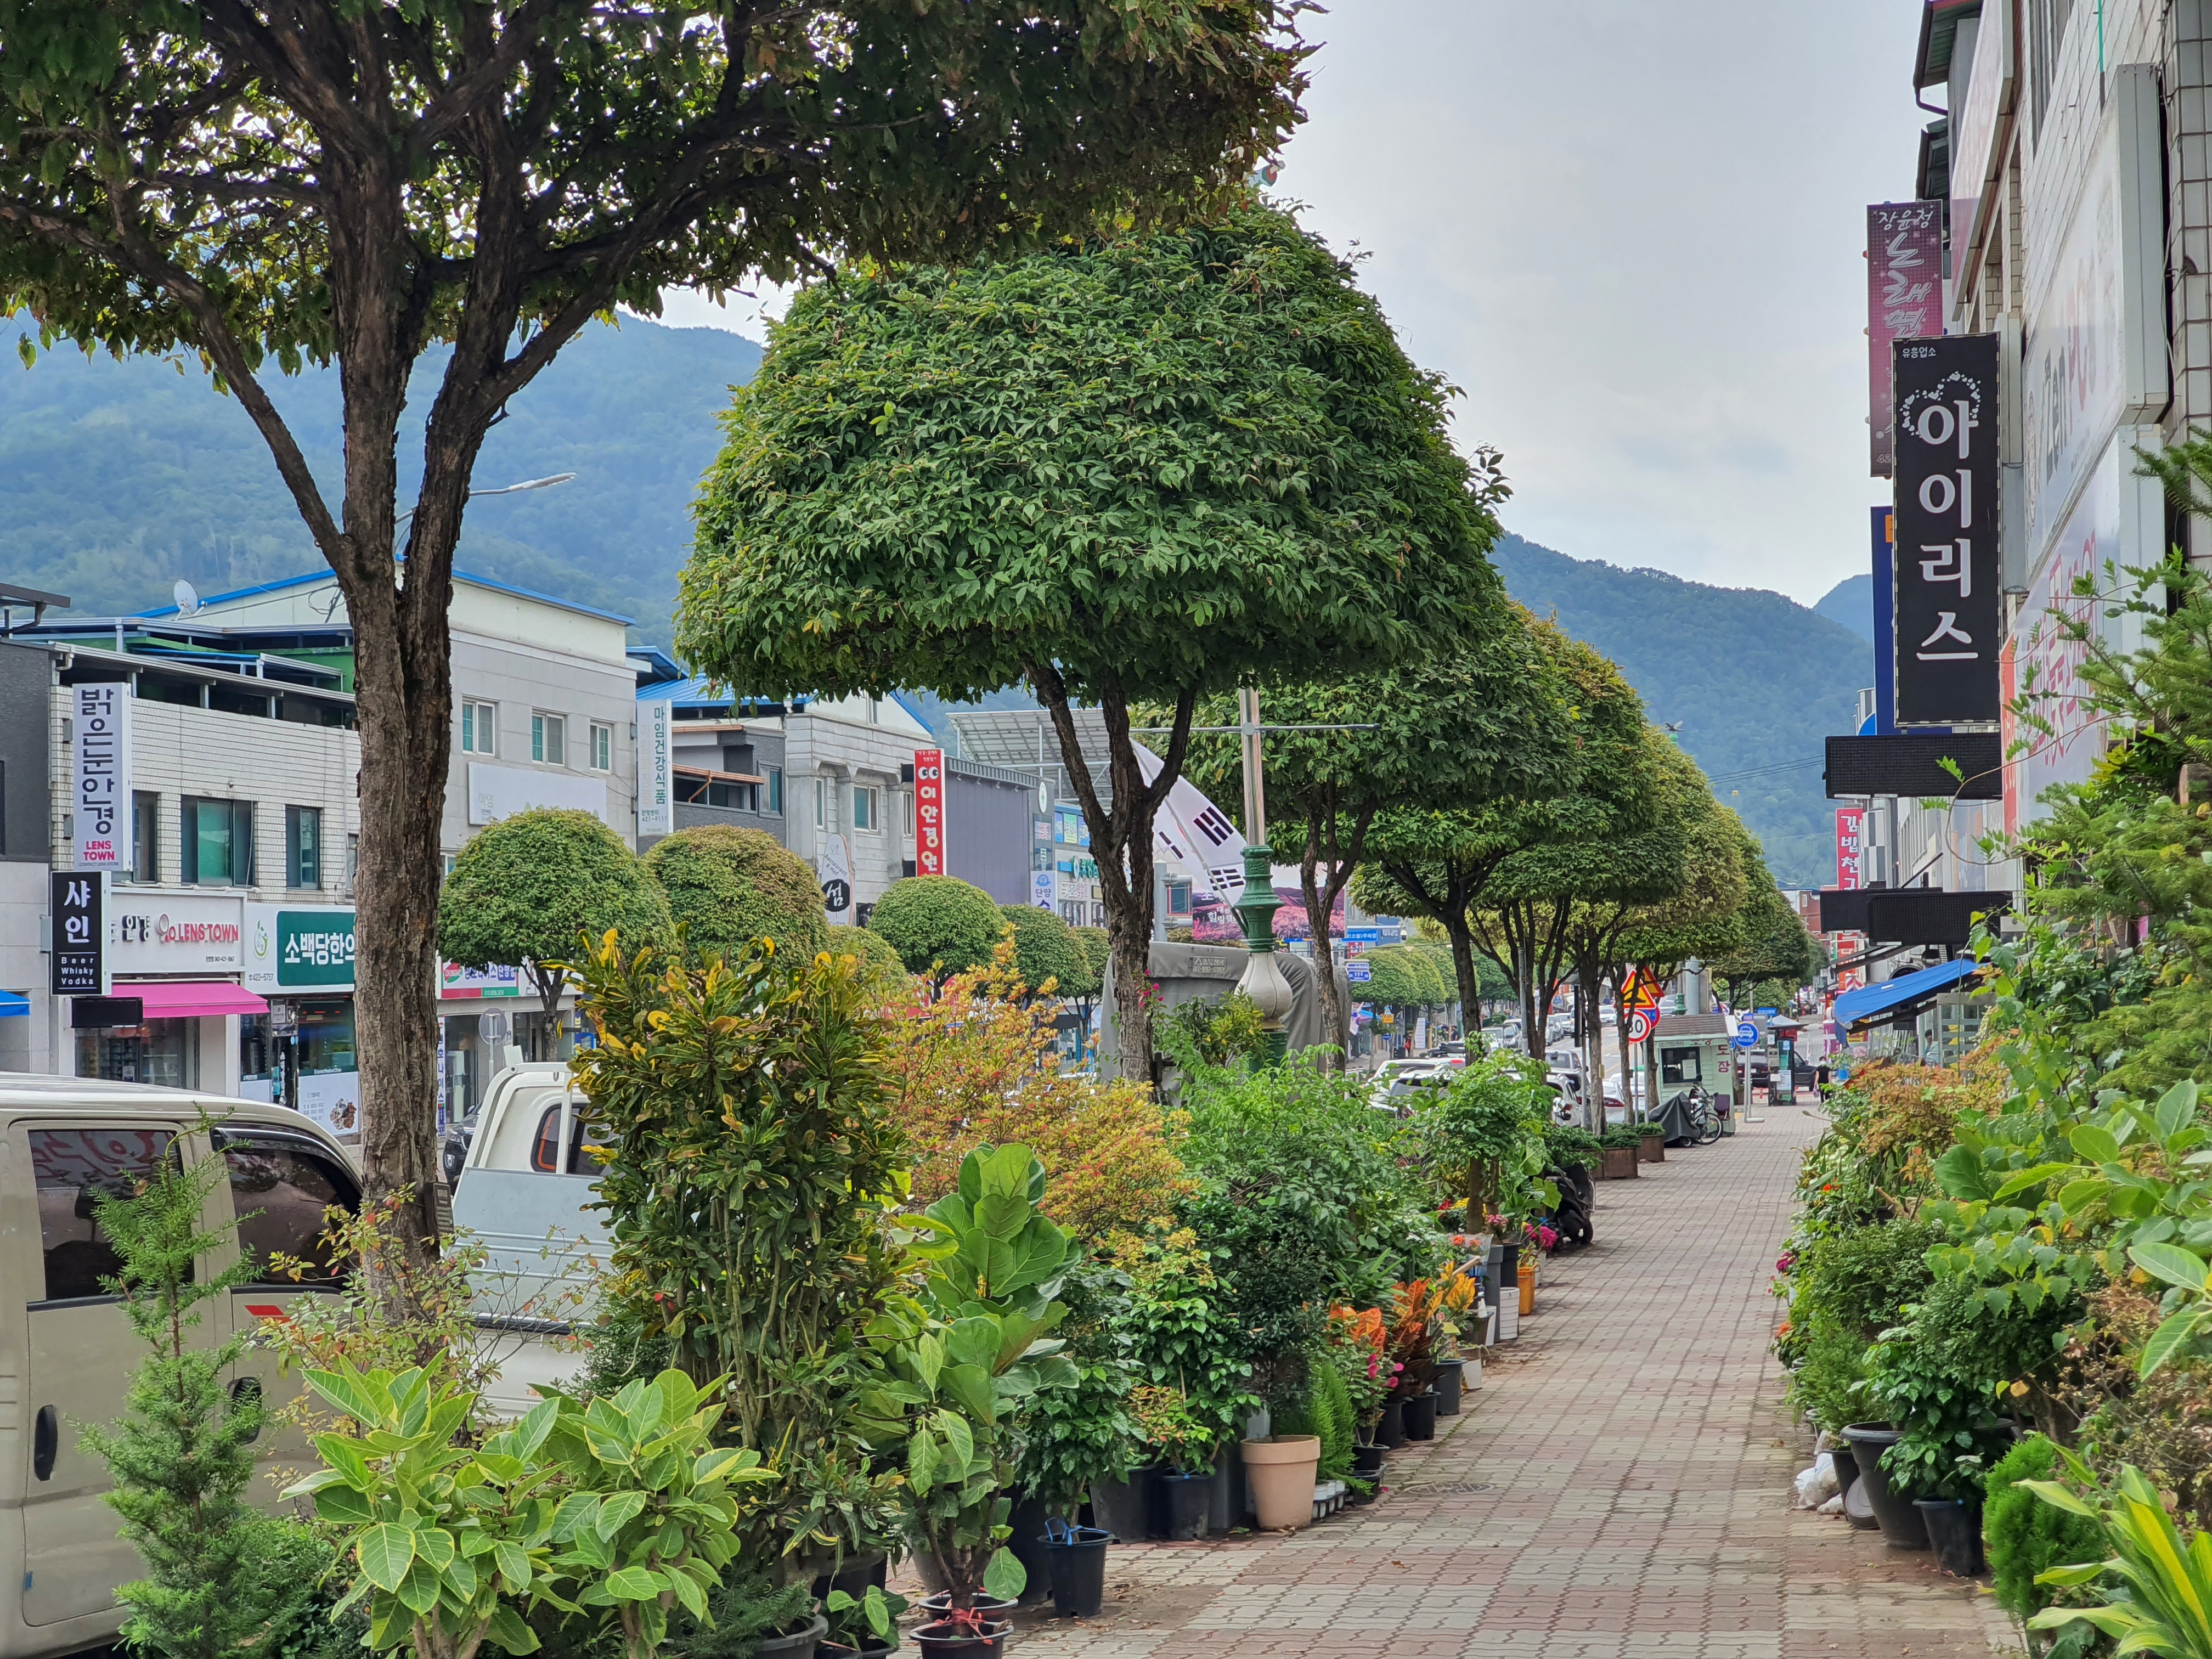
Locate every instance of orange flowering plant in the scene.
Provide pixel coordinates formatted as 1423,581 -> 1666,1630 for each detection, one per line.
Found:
881,936 -> 1190,1237
1384,1267 -> 1480,1396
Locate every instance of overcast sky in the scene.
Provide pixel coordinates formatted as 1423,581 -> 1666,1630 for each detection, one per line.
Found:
657,3 -> 1931,609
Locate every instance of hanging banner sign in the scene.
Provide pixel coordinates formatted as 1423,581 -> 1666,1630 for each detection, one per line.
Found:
74,682 -> 132,868
637,698 -> 674,837
1867,202 -> 1944,478
1893,334 -> 2002,725
1835,806 -> 1866,891
818,833 -> 854,927
913,748 -> 947,877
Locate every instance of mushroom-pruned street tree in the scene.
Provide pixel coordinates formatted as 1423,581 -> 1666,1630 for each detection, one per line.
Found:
0,0 -> 1305,1294
437,808 -> 671,1053
1179,611 -> 1573,1068
1350,622 -> 1622,1029
868,876 -> 1003,982
642,825 -> 828,962
997,905 -> 1086,1001
679,207 -> 1506,1080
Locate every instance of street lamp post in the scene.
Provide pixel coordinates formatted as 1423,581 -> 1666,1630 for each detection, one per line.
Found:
397,471 -> 576,527
1230,686 -> 1294,1065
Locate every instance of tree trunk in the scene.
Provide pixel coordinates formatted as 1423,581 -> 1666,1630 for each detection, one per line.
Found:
1028,665 -> 1195,1085
1297,799 -> 1375,1072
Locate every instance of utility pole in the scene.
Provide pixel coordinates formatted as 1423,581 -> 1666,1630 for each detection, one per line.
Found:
1230,686 -> 1293,1064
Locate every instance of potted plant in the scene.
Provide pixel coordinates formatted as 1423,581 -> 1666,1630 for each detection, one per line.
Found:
822,1584 -> 909,1658
1598,1124 -> 1643,1180
912,1606 -> 1012,1657
1132,1385 -> 1217,1541
854,1146 -> 1081,1612
1386,1268 -> 1479,1442
1010,1256 -> 1143,1586
1638,1119 -> 1666,1162
1240,1429 -> 1322,1531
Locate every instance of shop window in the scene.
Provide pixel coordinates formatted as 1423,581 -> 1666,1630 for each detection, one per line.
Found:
590,721 -> 613,772
131,792 -> 160,882
76,1018 -> 199,1090
31,1128 -> 176,1302
182,796 -> 253,885
286,805 -> 323,890
460,700 -> 497,755
1660,1046 -> 1702,1086
294,998 -> 356,1075
222,1139 -> 358,1284
854,786 -> 878,832
532,712 -> 566,765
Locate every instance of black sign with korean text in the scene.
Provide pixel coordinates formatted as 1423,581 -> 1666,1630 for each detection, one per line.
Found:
1893,334 -> 2001,725
49,869 -> 105,996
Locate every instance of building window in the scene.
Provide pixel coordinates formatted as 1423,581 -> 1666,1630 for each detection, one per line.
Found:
460,700 -> 496,755
814,777 -> 827,828
590,721 -> 613,771
901,789 -> 915,837
854,786 -> 878,833
286,805 -> 324,890
181,797 -> 253,885
768,768 -> 783,815
347,833 -> 360,888
532,713 -> 566,765
131,792 -> 160,883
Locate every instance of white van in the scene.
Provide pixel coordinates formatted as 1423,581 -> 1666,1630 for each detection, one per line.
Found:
447,1064 -> 608,1414
0,1075 -> 360,1658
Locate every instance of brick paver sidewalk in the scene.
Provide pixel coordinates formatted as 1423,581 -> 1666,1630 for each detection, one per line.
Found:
1002,1106 -> 2014,1659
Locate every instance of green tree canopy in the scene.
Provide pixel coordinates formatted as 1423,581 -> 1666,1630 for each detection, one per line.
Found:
642,825 -> 828,963
1361,945 -> 1446,1011
1178,608 -> 1573,1064
997,905 -> 1086,1000
678,206 -> 1508,1080
844,924 -> 914,992
438,809 -> 671,1029
0,0 -> 1303,1284
868,877 -> 1003,980
1068,927 -> 1110,1008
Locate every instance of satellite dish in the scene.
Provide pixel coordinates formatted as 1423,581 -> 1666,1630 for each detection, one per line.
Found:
172,579 -> 201,617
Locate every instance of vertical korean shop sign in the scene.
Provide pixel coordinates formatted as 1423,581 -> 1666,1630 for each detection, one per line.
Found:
1834,806 -> 1866,890
1867,203 -> 1944,477
1893,334 -> 2002,725
50,870 -> 106,995
74,682 -> 132,868
637,698 -> 673,837
913,748 -> 947,876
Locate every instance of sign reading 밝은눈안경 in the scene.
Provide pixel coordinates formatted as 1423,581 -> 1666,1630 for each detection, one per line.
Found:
74,682 -> 132,870
1893,334 -> 2002,726
913,747 -> 946,877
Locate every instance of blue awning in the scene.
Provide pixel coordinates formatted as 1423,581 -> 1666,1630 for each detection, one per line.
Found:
0,991 -> 29,1018
1832,958 -> 1983,1029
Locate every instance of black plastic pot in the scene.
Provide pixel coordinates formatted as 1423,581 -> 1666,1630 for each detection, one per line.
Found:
912,1618 -> 1009,1658
916,1594 -> 1015,1620
1916,1498 -> 1985,1577
1005,1497 -> 1060,1603
751,1613 -> 828,1658
817,1644 -> 895,1659
1839,1424 -> 1926,1549
1352,1442 -> 1386,1481
1041,1523 -> 1114,1618
1207,1442 -> 1233,1533
1089,1474 -> 1148,1543
1436,1360 -> 1463,1417
1148,1469 -> 1212,1540
809,1551 -> 888,1605
1376,1397 -> 1407,1449
1403,1390 -> 1438,1442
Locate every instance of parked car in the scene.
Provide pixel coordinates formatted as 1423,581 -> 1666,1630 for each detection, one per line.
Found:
0,1074 -> 360,1656
1368,1059 -> 1452,1116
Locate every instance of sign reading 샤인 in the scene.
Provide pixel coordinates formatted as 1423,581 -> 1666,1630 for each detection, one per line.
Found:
74,683 -> 131,869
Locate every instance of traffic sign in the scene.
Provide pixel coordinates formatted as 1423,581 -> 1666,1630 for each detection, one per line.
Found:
1346,961 -> 1372,983
1626,1007 -> 1656,1044
1733,1020 -> 1758,1049
1622,970 -> 1661,1012
1346,927 -> 1380,944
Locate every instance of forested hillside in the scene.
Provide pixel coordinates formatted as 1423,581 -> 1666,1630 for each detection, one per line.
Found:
1492,536 -> 1868,888
3,312 -> 760,637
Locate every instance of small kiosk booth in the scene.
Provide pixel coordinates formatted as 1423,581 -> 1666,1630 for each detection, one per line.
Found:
1767,1015 -> 1805,1104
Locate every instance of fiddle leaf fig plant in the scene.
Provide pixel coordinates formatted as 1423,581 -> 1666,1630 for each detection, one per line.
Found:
857,1146 -> 1081,1608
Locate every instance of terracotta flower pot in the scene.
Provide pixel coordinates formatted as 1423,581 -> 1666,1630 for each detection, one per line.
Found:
1242,1436 -> 1321,1531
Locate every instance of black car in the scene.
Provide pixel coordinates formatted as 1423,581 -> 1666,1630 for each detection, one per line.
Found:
442,1107 -> 479,1188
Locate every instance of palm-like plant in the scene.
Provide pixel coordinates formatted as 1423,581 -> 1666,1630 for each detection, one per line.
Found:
2025,1451 -> 2212,1657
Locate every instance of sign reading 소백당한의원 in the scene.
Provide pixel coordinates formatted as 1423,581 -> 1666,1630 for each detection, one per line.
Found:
244,905 -> 357,991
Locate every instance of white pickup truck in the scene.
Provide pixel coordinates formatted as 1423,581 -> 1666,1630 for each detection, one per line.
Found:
447,1062 -> 610,1413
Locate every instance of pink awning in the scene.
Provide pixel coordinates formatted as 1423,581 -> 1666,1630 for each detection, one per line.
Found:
128,981 -> 270,1019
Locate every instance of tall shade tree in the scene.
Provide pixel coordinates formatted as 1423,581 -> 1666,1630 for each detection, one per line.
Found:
678,207 -> 1506,1079
1179,612 -> 1573,1066
437,807 -> 671,1049
1350,624 -> 1635,1035
0,0 -> 1305,1291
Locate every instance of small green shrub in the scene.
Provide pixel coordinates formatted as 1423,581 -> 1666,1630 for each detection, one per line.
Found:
1785,1312 -> 1871,1436
1542,1123 -> 1601,1172
1598,1125 -> 1644,1150
1984,1434 -> 2107,1635
642,824 -> 828,960
1801,1219 -> 1942,1344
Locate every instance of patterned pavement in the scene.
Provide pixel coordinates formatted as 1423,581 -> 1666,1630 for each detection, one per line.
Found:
1000,1104 -> 2015,1659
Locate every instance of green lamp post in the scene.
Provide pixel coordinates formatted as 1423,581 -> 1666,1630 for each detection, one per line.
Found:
1232,686 -> 1293,1064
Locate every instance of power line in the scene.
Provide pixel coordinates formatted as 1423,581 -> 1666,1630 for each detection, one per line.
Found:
1702,755 -> 1825,785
